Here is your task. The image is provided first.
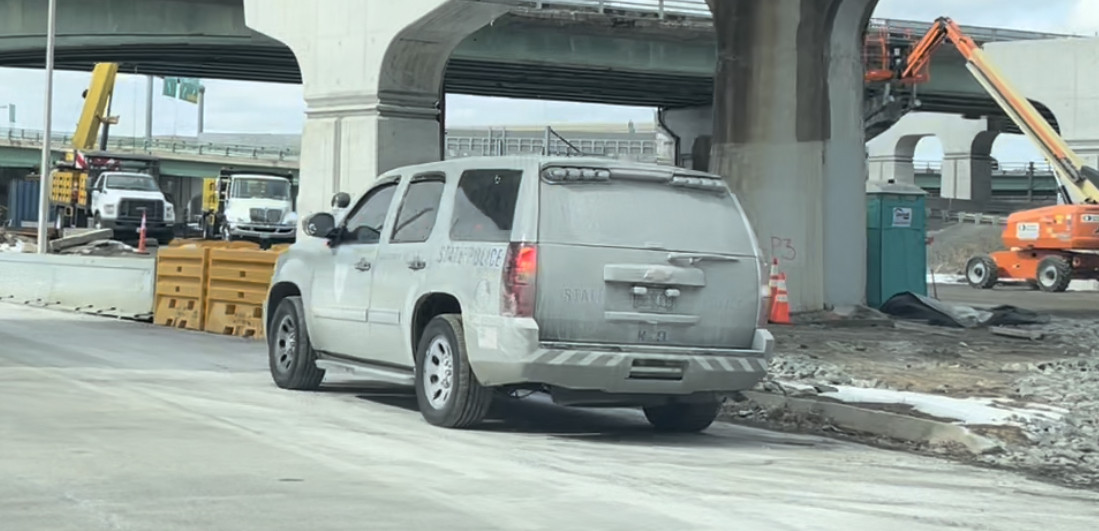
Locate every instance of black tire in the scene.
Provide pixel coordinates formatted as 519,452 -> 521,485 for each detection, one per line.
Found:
1036,255 -> 1072,293
643,398 -> 721,433
414,314 -> 492,428
267,296 -> 325,390
964,255 -> 999,290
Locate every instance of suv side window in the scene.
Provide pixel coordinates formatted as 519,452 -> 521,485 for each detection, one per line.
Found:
391,175 -> 446,244
450,169 -> 523,242
343,181 -> 399,245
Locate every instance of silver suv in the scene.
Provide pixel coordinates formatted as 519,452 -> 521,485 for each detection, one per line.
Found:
264,156 -> 774,431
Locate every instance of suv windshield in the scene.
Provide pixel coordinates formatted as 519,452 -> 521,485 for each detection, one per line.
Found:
231,177 -> 291,200
105,174 -> 160,192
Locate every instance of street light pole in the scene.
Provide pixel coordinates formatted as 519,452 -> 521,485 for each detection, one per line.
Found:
36,0 -> 57,254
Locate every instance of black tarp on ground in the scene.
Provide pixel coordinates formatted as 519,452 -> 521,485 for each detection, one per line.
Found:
878,291 -> 1051,328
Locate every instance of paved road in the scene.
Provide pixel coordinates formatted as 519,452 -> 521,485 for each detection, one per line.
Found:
935,283 -> 1099,317
2,304 -> 1098,530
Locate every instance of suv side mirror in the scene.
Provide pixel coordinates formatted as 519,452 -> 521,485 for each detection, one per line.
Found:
331,192 -> 350,209
303,212 -> 337,239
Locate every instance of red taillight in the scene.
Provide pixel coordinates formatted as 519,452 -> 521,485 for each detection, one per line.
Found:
502,242 -> 538,317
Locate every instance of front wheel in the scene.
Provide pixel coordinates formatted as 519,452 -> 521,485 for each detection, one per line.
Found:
267,296 -> 325,390
643,399 -> 721,433
414,314 -> 493,428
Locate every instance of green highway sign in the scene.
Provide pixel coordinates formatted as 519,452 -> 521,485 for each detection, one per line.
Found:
179,78 -> 202,104
162,77 -> 179,98
161,77 -> 203,104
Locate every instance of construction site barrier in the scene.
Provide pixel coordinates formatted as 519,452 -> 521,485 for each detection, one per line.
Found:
153,246 -> 209,331
0,253 -> 155,319
203,247 -> 286,339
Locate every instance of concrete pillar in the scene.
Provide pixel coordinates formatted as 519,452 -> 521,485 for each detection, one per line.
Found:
706,0 -> 877,312
866,133 -> 931,184
940,153 -> 994,203
661,105 -> 712,170
867,154 -> 915,183
939,130 -> 998,204
243,0 -> 507,218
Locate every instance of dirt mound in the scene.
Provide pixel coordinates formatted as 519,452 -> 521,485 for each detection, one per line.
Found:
929,223 -> 1004,274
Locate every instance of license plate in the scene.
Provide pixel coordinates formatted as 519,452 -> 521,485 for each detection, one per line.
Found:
633,291 -> 675,311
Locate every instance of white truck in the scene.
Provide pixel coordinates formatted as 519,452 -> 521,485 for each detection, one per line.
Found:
51,151 -> 176,245
202,169 -> 297,243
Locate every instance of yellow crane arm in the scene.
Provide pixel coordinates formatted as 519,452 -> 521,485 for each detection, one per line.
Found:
71,62 -> 119,151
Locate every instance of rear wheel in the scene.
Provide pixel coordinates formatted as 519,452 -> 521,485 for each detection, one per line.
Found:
1036,255 -> 1072,292
965,255 -> 999,289
414,314 -> 493,429
268,296 -> 326,390
643,398 -> 721,433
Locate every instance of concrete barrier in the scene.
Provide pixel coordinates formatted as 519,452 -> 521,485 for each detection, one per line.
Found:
0,254 -> 155,319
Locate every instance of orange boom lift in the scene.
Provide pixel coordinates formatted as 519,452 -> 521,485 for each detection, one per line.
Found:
871,17 -> 1099,292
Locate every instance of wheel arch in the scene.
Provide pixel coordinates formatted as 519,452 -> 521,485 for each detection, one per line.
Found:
266,281 -> 302,335
410,292 -> 463,359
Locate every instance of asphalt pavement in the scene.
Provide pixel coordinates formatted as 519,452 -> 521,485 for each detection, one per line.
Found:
2,303 -> 1098,530
935,283 -> 1099,317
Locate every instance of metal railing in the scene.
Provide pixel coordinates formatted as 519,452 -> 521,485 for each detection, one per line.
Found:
912,160 -> 1056,175
488,1 -> 1079,40
0,127 -> 299,162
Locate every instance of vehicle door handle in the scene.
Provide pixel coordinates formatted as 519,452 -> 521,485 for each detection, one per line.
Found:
408,259 -> 426,271
354,259 -> 371,272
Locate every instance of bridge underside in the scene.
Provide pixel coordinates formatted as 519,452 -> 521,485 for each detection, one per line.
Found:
0,43 -> 1057,137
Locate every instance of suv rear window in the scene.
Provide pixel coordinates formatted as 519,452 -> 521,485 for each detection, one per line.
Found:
538,177 -> 756,254
450,169 -> 522,242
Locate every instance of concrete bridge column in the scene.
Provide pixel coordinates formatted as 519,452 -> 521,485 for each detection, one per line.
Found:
706,0 -> 877,311
939,130 -> 998,203
661,106 -> 713,170
243,0 -> 506,218
867,154 -> 917,183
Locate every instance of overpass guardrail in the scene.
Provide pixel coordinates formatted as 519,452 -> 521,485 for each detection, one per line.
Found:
1,127 -> 300,163
493,1 -> 1078,40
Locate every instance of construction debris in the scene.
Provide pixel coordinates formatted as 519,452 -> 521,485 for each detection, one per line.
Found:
47,228 -> 114,252
57,239 -> 141,256
0,230 -> 37,253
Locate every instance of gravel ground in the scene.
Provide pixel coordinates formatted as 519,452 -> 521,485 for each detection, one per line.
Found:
723,317 -> 1099,490
980,328 -> 1099,489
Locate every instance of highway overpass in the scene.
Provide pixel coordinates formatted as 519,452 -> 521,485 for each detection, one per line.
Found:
0,1 -> 1069,127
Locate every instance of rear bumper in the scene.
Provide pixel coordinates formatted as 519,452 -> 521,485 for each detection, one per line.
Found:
469,319 -> 773,395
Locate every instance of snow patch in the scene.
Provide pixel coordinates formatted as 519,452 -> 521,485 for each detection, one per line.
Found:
777,380 -> 1066,428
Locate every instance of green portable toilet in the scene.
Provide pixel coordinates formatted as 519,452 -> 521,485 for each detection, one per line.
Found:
866,181 -> 928,308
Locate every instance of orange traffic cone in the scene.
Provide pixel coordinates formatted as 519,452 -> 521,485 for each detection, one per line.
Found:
768,258 -> 780,299
137,211 -> 148,254
769,272 -> 791,324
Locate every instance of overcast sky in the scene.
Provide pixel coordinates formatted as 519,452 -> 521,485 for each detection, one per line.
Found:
1,0 -> 1096,163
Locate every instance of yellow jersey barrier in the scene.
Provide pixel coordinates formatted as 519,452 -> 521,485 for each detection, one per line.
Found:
153,246 -> 209,331
154,240 -> 286,339
203,247 -> 286,339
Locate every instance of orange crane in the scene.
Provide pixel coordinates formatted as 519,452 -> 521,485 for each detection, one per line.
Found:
873,17 -> 1099,292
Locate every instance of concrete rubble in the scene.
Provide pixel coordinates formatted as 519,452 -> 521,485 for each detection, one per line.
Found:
724,313 -> 1099,490
1,229 -> 146,257
0,230 -> 37,253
